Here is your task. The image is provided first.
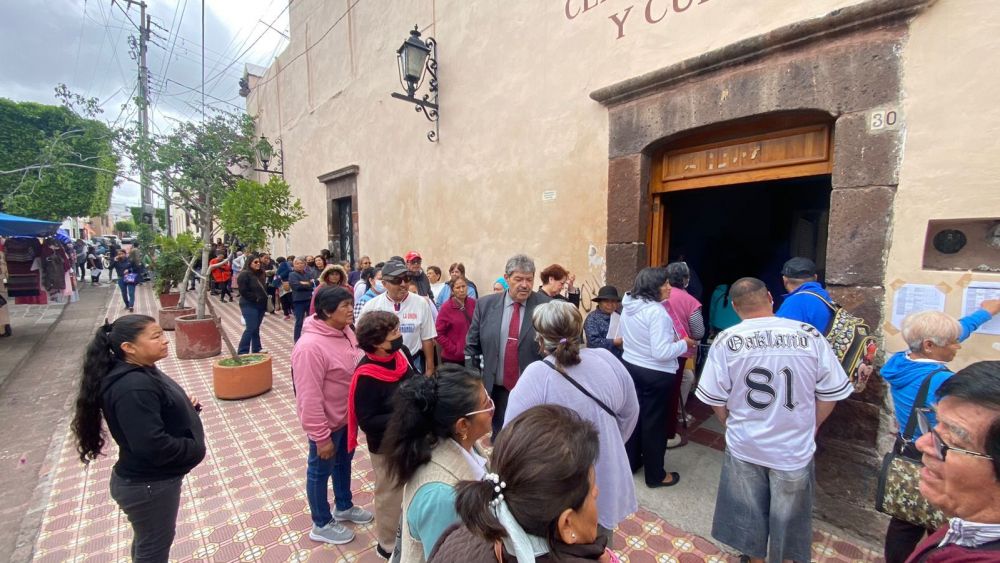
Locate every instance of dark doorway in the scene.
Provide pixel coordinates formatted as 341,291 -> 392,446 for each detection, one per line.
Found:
327,196 -> 355,267
662,174 -> 831,313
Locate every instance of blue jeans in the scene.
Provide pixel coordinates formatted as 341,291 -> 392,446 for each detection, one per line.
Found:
238,303 -> 266,354
293,300 -> 309,342
118,279 -> 136,308
712,451 -> 815,562
306,426 -> 355,527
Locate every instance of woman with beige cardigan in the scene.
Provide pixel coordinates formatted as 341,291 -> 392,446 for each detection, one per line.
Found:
381,366 -> 493,562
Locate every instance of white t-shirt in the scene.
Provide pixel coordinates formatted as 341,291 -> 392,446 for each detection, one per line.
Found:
359,292 -> 437,357
695,316 -> 852,470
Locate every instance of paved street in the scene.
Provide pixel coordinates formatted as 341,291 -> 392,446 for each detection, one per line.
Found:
4,284 -> 883,562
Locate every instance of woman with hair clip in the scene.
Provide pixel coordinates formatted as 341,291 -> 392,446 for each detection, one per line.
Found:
505,300 -> 638,544
430,405 -> 617,563
70,314 -> 205,562
348,311 -> 416,559
381,365 -> 494,562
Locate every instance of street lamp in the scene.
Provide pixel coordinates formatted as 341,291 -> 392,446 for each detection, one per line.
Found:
390,25 -> 439,142
254,136 -> 282,175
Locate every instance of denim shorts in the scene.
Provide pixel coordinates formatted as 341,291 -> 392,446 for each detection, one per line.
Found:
711,451 -> 814,563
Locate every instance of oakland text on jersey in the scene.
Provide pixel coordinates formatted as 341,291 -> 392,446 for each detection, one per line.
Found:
725,329 -> 811,353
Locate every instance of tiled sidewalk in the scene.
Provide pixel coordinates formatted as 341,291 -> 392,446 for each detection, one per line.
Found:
29,285 -> 882,562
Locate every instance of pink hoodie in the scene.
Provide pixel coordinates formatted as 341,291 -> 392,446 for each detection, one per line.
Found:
291,315 -> 361,446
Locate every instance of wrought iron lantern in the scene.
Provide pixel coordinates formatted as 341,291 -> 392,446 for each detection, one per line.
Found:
254,136 -> 283,175
391,25 -> 439,142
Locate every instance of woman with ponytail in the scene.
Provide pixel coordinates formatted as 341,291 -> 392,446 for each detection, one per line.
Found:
71,314 -> 205,562
504,301 -> 639,543
380,364 -> 493,562
430,405 -> 615,563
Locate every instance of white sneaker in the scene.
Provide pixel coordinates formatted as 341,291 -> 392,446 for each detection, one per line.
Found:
334,505 -> 374,524
309,522 -> 355,544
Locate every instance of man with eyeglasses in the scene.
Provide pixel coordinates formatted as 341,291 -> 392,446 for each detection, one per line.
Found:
882,300 -> 1000,562
359,260 -> 437,375
906,361 -> 1000,562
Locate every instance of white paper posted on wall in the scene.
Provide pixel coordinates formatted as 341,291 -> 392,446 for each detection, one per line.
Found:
962,281 -> 1000,336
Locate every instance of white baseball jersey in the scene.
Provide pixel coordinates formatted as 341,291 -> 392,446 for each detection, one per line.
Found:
695,316 -> 852,470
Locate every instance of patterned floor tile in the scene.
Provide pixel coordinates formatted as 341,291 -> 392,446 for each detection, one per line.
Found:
27,285 -> 882,562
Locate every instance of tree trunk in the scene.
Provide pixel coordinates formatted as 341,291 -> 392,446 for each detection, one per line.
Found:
176,255 -> 197,309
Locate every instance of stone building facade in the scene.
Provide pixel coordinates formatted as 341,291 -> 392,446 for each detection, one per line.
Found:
245,0 -> 1000,538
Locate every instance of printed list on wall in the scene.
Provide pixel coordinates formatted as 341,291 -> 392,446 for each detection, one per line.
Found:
564,0 -> 714,40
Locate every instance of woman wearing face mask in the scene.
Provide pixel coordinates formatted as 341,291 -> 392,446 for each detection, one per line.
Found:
355,268 -> 386,319
348,311 -> 416,559
71,315 -> 205,562
430,405 -> 615,563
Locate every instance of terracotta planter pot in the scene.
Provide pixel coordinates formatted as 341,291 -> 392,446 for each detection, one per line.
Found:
158,292 -> 181,308
212,354 -> 273,400
174,314 -> 222,359
158,306 -> 196,331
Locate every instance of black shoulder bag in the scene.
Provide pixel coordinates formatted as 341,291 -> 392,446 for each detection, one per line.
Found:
542,359 -> 615,418
875,367 -> 949,529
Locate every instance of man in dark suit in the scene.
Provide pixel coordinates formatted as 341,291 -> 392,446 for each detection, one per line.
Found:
465,254 -> 552,437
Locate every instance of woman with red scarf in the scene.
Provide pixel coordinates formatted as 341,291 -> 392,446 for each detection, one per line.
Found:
348,311 -> 415,559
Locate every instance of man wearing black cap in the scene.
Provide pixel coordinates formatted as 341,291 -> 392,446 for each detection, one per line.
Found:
359,259 -> 438,374
775,257 -> 833,333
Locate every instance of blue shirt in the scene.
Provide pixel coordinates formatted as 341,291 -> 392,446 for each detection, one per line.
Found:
776,281 -> 833,333
584,309 -> 623,359
882,309 -> 992,437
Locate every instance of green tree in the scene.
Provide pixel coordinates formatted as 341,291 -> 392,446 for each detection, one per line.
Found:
129,206 -> 166,228
0,97 -> 118,219
137,112 -> 258,319
220,177 -> 305,252
114,219 -> 136,234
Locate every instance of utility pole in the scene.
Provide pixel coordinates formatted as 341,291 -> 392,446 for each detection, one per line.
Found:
120,0 -> 155,233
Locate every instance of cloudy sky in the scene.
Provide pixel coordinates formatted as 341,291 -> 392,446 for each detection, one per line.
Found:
0,0 -> 289,216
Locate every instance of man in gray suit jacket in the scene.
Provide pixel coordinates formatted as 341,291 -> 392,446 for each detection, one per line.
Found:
465,254 -> 552,437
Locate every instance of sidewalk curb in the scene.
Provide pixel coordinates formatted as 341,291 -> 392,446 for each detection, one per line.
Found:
0,302 -> 69,391
6,285 -> 114,563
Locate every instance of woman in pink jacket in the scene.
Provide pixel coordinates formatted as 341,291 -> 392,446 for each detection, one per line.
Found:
435,277 -> 476,365
291,286 -> 373,546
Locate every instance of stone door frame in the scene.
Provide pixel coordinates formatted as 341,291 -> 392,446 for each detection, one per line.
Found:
591,0 -> 932,533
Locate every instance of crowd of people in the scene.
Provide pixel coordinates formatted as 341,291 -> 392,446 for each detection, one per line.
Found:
70,247 -> 1000,563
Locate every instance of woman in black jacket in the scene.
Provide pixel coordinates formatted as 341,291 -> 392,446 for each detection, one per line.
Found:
71,314 -> 205,562
236,254 -> 269,354
347,311 -> 415,558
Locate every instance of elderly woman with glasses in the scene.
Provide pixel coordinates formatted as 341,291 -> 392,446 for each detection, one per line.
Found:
880,298 -> 1000,563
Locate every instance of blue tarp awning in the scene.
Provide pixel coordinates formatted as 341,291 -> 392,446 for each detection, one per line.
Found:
0,212 -> 62,237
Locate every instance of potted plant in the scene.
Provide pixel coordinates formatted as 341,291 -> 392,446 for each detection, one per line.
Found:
134,113 -> 303,362
153,233 -> 199,330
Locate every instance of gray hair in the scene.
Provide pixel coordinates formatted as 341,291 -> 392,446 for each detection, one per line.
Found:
666,262 -> 690,287
504,254 -> 536,277
293,257 -> 304,266
901,310 -> 961,353
532,301 -> 583,366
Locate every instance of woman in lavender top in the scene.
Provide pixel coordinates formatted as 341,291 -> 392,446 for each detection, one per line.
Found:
504,300 -> 640,542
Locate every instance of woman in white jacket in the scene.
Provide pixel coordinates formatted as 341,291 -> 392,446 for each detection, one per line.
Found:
620,267 -> 695,488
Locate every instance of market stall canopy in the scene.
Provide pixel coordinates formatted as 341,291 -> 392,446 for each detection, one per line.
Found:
0,212 -> 62,237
